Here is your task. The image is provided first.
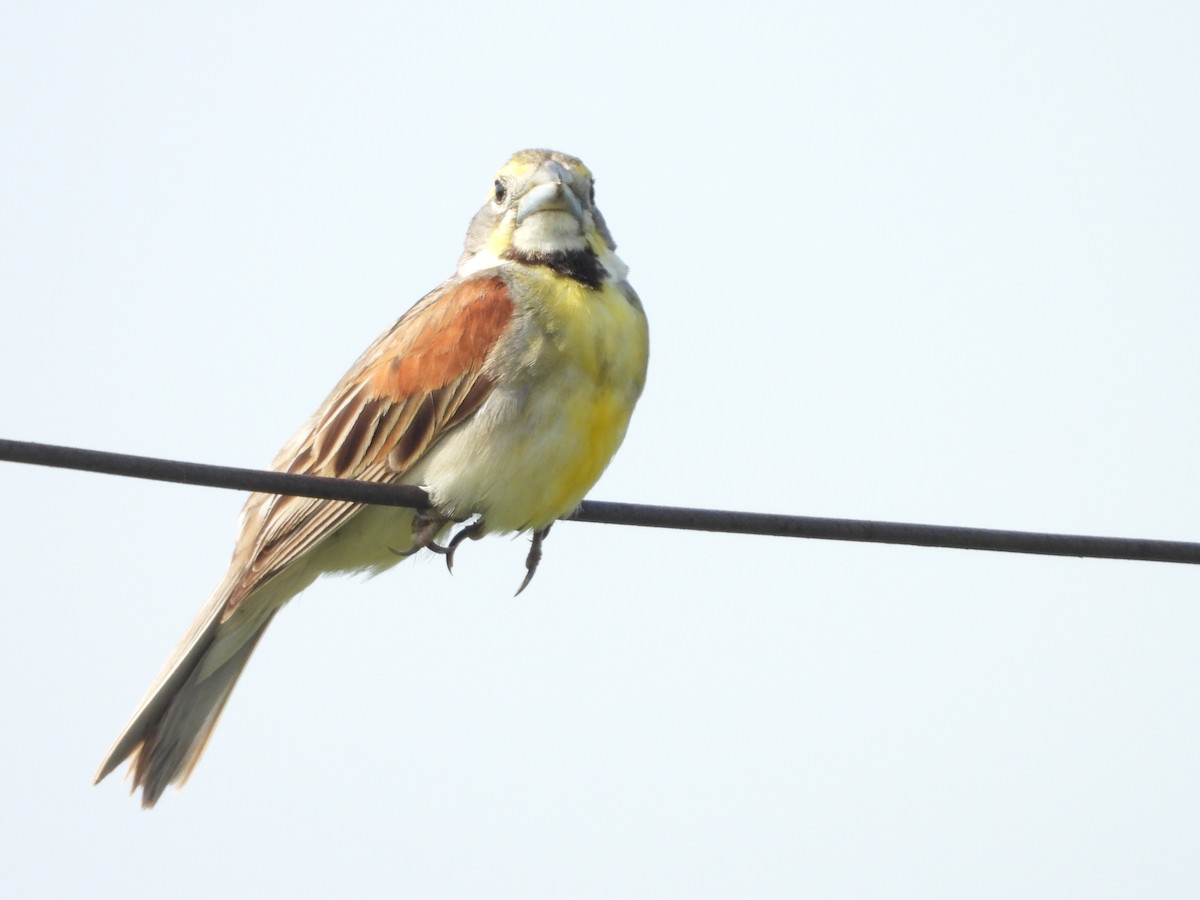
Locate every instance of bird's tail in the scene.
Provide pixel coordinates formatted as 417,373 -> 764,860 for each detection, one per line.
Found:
94,577 -> 282,808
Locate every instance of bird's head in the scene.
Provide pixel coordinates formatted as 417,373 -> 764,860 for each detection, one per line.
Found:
457,149 -> 627,286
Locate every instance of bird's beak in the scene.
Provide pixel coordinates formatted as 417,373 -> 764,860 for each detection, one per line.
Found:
515,167 -> 584,224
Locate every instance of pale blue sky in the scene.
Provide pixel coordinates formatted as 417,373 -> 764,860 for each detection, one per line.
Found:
2,2 -> 1198,897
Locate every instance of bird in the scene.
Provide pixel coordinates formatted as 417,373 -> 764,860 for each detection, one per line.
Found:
94,148 -> 649,807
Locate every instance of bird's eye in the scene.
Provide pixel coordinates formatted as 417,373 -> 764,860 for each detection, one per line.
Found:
493,179 -> 507,204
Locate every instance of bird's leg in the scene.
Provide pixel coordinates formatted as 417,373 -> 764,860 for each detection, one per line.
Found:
515,524 -> 553,596
441,518 -> 486,574
393,513 -> 487,573
391,510 -> 454,558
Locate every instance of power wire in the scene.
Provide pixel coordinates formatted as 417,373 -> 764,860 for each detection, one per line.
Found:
2,437 -> 1197,567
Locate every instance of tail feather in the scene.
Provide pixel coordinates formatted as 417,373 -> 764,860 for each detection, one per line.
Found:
94,574 -> 281,807
93,593 -> 226,787
128,612 -> 275,807
97,553 -> 321,806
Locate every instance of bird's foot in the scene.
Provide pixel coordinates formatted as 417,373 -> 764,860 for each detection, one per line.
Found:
391,511 -> 454,558
515,524 -> 552,596
440,519 -> 486,573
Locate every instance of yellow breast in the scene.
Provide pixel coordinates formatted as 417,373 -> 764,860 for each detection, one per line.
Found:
517,272 -> 649,523
416,267 -> 648,533
533,275 -> 647,385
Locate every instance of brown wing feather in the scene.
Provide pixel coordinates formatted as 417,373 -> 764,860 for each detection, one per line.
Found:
223,274 -> 513,614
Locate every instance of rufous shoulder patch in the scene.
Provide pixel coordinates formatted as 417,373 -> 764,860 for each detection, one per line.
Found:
372,276 -> 513,396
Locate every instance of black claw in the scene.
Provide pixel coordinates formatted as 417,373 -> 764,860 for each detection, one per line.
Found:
443,519 -> 486,573
392,511 -> 452,558
515,525 -> 552,596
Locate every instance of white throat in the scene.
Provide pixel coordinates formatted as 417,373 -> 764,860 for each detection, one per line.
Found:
512,211 -> 589,255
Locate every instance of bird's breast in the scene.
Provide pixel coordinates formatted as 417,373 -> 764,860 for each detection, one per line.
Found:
418,271 -> 649,532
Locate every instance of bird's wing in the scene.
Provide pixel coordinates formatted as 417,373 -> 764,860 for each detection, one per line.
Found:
94,274 -> 515,787
224,272 -> 515,616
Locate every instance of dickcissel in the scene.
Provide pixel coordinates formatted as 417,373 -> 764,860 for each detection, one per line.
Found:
94,149 -> 649,807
